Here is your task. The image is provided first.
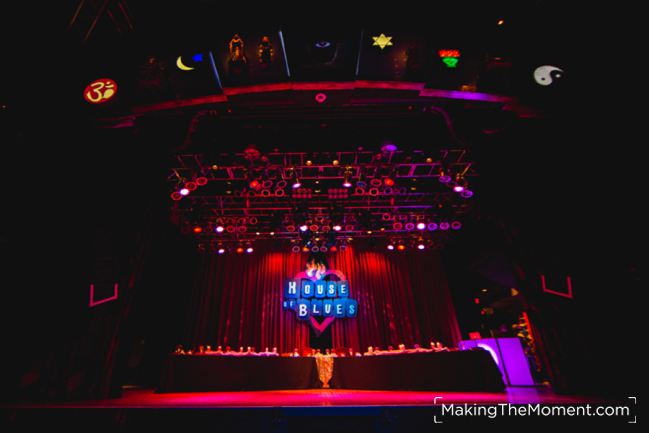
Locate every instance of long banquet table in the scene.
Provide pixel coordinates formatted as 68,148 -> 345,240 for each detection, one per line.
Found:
157,349 -> 504,392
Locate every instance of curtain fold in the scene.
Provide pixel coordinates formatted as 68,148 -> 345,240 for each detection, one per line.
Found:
186,245 -> 461,353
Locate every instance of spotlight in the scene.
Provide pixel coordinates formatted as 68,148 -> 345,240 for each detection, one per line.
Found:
292,178 -> 302,189
381,142 -> 398,153
196,176 -> 208,186
286,225 -> 296,232
179,188 -> 190,196
302,246 -> 310,252
384,177 -> 395,187
236,246 -> 244,253
416,222 -> 426,230
249,179 -> 261,189
171,192 -> 182,201
417,244 -> 425,250
291,245 -> 301,253
215,226 -> 225,233
315,93 -> 327,103
246,247 -> 254,253
193,226 -> 203,233
332,159 -> 340,166
427,222 -> 438,231
397,244 -> 406,251
185,181 -> 197,191
439,222 -> 450,230
299,225 -> 308,232
387,244 -> 395,250
453,184 -> 465,193
405,222 -> 415,230
460,190 -> 474,198
393,222 -> 403,230
310,224 -> 319,232
226,225 -> 236,233
333,225 -> 342,231
451,221 -> 462,230
329,245 -> 338,252
438,170 -> 452,183
342,171 -> 352,188
306,160 -> 313,166
217,248 -> 225,254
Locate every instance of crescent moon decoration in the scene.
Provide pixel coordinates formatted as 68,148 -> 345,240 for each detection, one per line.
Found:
176,56 -> 195,71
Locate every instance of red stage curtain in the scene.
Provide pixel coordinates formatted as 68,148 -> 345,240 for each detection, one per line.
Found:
186,245 -> 461,353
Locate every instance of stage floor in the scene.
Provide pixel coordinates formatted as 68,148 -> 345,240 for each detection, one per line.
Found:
6,386 -> 599,409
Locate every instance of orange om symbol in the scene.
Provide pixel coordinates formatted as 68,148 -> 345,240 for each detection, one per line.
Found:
84,78 -> 118,104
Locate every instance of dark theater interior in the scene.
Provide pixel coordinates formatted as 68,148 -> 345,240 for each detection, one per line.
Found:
0,1 -> 640,430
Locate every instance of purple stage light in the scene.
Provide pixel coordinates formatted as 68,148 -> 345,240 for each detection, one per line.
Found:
299,225 -> 308,232
217,248 -> 225,254
439,222 -> 450,230
416,222 -> 426,230
404,222 -> 415,230
451,221 -> 462,230
439,175 -> 452,183
215,226 -> 225,233
427,222 -> 438,231
179,188 -> 190,196
246,247 -> 254,253
381,143 -> 398,153
453,185 -> 465,193
342,179 -> 352,188
460,190 -> 474,198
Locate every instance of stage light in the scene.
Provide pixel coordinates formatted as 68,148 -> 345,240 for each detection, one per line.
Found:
451,221 -> 462,230
405,222 -> 415,230
417,244 -> 425,250
381,142 -> 397,153
306,160 -> 313,166
226,225 -> 236,233
291,245 -> 301,253
342,170 -> 352,188
195,176 -> 208,186
270,231 -> 275,236
366,230 -> 372,234
315,40 -> 331,48
438,169 -> 452,183
320,245 -> 328,252
217,248 -> 225,254
439,222 -> 450,230
387,244 -> 395,250
215,225 -> 224,233
310,225 -> 319,232
426,157 -> 433,163
185,181 -> 197,191
329,245 -> 338,252
179,188 -> 190,196
171,191 -> 182,201
460,190 -> 474,198
303,246 -> 310,252
300,225 -> 308,232
333,225 -> 342,231
286,225 -> 296,232
397,244 -> 406,251
427,222 -> 438,231
315,93 -> 327,103
416,222 -> 426,230
292,178 -> 302,188
193,226 -> 203,233
332,159 -> 340,166
393,222 -> 403,230
384,177 -> 395,187
497,19 -> 505,26
453,184 -> 465,193
236,246 -> 244,253
246,247 -> 254,253
249,179 -> 260,189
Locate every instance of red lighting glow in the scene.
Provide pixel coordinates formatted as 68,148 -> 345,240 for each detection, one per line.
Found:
397,244 -> 406,251
193,226 -> 203,233
236,247 -> 244,254
384,177 -> 395,187
249,180 -> 260,189
315,92 -> 327,103
185,181 -> 198,191
171,192 -> 182,201
438,49 -> 461,58
195,177 -> 208,186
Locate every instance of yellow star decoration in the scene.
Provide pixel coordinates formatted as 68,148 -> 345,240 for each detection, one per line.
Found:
372,34 -> 393,50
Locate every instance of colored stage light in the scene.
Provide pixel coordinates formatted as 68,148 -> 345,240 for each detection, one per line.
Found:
195,176 -> 208,186
438,49 -> 461,68
315,93 -> 327,103
332,160 -> 340,166
460,190 -> 474,198
185,181 -> 197,191
246,247 -> 254,253
291,245 -> 301,253
249,179 -> 260,189
416,222 -> 426,230
451,221 -> 462,230
397,244 -> 406,251
439,222 -> 450,230
236,247 -> 244,254
404,222 -> 415,231
215,226 -> 224,233
393,222 -> 403,230
302,246 -> 310,252
329,245 -> 338,252
192,53 -> 204,62
372,34 -> 393,50
453,185 -> 465,193
333,225 -> 342,231
381,142 -> 398,153
193,226 -> 203,233
417,244 -> 425,250
300,225 -> 309,232
217,248 -> 225,254
292,178 -> 302,188
310,225 -> 319,232
427,222 -> 438,231
384,177 -> 395,187
438,169 -> 452,183
179,188 -> 190,196
171,191 -> 182,201
387,244 -> 395,250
